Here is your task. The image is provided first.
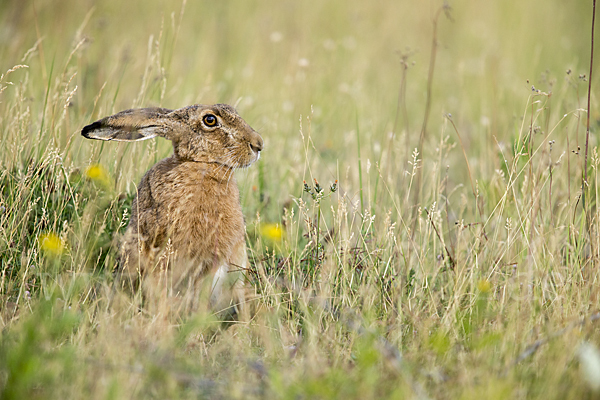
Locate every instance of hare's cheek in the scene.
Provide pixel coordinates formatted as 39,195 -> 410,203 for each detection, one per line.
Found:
191,138 -> 209,153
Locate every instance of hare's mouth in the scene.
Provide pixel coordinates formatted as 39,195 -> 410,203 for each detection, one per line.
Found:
249,150 -> 261,164
249,142 -> 262,162
222,156 -> 258,169
239,147 -> 261,167
235,156 -> 259,168
217,145 -> 261,169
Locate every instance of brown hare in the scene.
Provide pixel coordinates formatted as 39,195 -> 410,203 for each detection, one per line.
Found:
82,104 -> 263,317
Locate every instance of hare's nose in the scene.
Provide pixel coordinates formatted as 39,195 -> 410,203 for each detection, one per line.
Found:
250,136 -> 263,153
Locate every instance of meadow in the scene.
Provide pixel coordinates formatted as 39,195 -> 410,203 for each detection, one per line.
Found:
0,0 -> 599,398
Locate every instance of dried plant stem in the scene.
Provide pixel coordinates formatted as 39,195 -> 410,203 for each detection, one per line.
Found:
425,208 -> 455,268
409,5 -> 449,239
549,142 -> 554,226
355,113 -> 364,213
447,116 -> 488,241
390,54 -> 411,165
528,100 -> 535,283
32,1 -> 47,81
383,54 -> 410,186
581,0 -> 596,267
377,53 -> 411,218
583,0 -> 596,209
418,8 -> 444,155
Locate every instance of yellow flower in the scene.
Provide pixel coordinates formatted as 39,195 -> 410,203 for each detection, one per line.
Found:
477,279 -> 491,293
84,164 -> 110,187
260,223 -> 284,242
39,232 -> 65,256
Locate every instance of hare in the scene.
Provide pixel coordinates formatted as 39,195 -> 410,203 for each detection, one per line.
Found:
81,104 -> 263,316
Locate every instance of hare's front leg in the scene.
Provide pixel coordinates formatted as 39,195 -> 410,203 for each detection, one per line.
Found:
209,241 -> 248,319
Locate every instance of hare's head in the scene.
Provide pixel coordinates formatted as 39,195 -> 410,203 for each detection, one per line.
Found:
82,104 -> 263,168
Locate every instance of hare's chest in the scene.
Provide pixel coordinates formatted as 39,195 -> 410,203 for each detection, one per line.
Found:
160,180 -> 245,259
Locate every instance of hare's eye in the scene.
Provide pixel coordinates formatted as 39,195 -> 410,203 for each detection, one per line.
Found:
203,114 -> 218,127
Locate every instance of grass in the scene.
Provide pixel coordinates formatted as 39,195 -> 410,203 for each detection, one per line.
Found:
1,0 -> 599,398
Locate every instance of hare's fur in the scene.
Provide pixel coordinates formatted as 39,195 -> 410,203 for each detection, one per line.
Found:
82,104 -> 263,314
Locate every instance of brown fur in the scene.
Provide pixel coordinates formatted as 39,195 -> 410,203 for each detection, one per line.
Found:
82,104 -> 263,314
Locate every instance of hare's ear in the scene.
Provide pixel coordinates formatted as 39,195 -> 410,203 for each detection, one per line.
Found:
81,107 -> 174,142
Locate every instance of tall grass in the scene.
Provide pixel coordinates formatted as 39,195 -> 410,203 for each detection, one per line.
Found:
0,0 -> 599,398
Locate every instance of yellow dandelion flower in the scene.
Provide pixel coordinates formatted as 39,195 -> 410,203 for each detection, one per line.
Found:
85,164 -> 110,187
477,279 -> 491,293
39,232 -> 65,256
260,223 -> 284,242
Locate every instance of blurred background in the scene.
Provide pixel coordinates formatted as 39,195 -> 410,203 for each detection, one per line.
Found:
0,1 -> 594,215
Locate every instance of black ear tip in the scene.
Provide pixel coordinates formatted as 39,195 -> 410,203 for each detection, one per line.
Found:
81,121 -> 102,138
